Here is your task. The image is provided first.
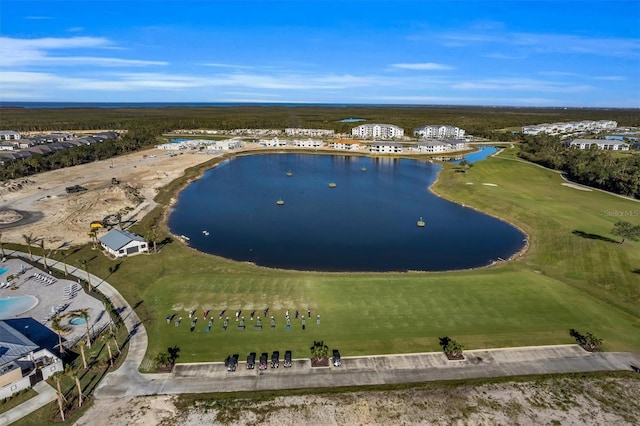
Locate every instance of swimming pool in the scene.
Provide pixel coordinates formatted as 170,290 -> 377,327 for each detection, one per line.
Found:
0,296 -> 38,319
69,317 -> 87,325
0,267 -> 9,276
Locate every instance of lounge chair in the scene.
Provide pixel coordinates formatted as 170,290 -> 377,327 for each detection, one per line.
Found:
247,352 -> 256,369
259,353 -> 268,370
271,351 -> 279,368
284,350 -> 292,368
332,349 -> 342,367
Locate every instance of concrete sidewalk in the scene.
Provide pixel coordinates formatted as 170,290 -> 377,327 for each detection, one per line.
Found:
93,345 -> 640,398
0,382 -> 56,426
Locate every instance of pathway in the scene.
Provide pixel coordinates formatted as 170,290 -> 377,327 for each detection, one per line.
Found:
0,382 -> 56,426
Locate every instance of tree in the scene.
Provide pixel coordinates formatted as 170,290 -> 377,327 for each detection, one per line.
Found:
51,315 -> 66,355
78,340 -> 87,369
80,258 -> 92,290
22,233 -> 34,260
72,371 -> 84,408
104,335 -> 113,367
611,221 -> 640,244
73,309 -> 92,348
39,239 -> 48,269
88,229 -> 98,250
584,332 -> 603,352
0,231 -> 5,257
439,336 -> 464,359
309,340 -> 329,366
54,373 -> 66,421
108,327 -> 121,355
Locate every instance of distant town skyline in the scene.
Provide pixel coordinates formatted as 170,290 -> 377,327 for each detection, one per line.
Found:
1,1 -> 638,107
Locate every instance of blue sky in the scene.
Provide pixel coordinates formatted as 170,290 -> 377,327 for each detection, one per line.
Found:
1,0 -> 639,106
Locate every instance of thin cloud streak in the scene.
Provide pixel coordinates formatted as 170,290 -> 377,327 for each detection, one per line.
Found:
392,63 -> 453,71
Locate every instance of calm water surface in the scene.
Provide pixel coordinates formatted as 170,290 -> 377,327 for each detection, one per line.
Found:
169,154 -> 525,271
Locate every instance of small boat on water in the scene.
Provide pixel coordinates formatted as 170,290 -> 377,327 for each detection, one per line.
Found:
202,230 -> 210,236
286,171 -> 293,177
417,217 -> 426,227
328,182 -> 337,188
276,199 -> 285,205
361,167 -> 367,172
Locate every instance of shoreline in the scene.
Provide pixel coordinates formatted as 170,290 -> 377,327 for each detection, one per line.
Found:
162,146 -> 528,275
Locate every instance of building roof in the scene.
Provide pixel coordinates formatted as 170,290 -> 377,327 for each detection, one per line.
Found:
371,142 -> 402,147
0,321 -> 39,366
99,229 -> 146,251
570,139 -> 629,145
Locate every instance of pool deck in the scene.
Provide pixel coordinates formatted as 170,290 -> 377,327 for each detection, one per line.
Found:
0,257 -> 110,348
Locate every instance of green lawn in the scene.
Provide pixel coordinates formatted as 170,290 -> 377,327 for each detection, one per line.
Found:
50,146 -> 640,368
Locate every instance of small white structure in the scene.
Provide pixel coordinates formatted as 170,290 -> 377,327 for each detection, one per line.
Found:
568,139 -> 630,151
414,125 -> 465,139
370,142 -> 403,154
0,320 -> 63,399
99,229 -> 149,258
523,120 -> 618,136
0,131 -> 20,141
352,124 -> 404,140
210,139 -> 244,150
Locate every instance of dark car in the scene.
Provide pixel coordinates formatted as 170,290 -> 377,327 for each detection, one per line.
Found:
284,350 -> 292,368
227,354 -> 238,372
259,352 -> 268,370
271,351 -> 280,368
247,352 -> 256,369
332,349 -> 341,367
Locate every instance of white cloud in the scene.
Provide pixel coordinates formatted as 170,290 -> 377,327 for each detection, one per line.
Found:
594,76 -> 627,81
392,62 -> 453,71
201,63 -> 254,69
452,78 -> 592,93
0,36 -> 166,68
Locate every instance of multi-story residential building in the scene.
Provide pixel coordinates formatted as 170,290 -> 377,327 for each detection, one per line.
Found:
370,142 -> 403,154
413,125 -> 465,139
567,139 -> 629,151
293,139 -> 325,148
259,137 -> 288,147
0,131 -> 20,140
352,124 -> 404,140
329,140 -> 362,151
285,128 -> 335,138
522,120 -> 618,136
410,139 -> 468,153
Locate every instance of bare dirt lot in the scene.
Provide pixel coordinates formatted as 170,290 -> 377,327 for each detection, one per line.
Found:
0,149 -> 215,248
76,376 -> 640,426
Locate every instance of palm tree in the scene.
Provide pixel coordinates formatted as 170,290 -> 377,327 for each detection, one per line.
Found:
76,309 -> 92,348
22,233 -> 34,260
0,231 -> 5,257
78,340 -> 87,369
55,374 -> 66,421
72,371 -> 84,408
51,315 -> 66,354
80,259 -> 92,290
108,327 -> 121,355
88,229 -> 98,249
39,239 -> 48,269
103,335 -> 113,367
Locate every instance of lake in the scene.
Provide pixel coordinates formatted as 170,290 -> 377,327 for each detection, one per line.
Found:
168,154 -> 525,271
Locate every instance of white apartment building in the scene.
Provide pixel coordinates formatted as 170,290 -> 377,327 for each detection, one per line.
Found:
259,137 -> 288,147
293,138 -> 325,148
0,131 -> 20,140
370,142 -> 403,154
285,128 -> 335,137
414,125 -> 465,139
329,140 -> 362,151
522,120 -> 618,136
211,139 -> 244,150
410,140 -> 468,153
352,124 -> 404,139
567,139 -> 630,151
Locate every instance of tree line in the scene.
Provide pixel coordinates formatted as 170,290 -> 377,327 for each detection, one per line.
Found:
518,134 -> 640,199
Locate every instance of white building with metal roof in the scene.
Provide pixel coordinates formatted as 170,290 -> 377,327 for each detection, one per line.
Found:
99,229 -> 149,258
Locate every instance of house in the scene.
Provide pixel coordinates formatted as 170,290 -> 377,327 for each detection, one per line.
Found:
0,320 -> 63,399
411,141 -> 450,153
370,142 -> 403,154
259,137 -> 288,147
352,124 -> 404,140
0,131 -> 20,141
0,142 -> 15,151
329,139 -> 362,150
99,229 -> 149,258
567,139 -> 630,151
285,128 -> 335,137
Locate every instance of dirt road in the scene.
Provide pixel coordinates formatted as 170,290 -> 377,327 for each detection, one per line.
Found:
0,149 -> 215,248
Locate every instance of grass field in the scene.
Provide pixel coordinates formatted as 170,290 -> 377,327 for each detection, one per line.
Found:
44,146 -> 640,368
